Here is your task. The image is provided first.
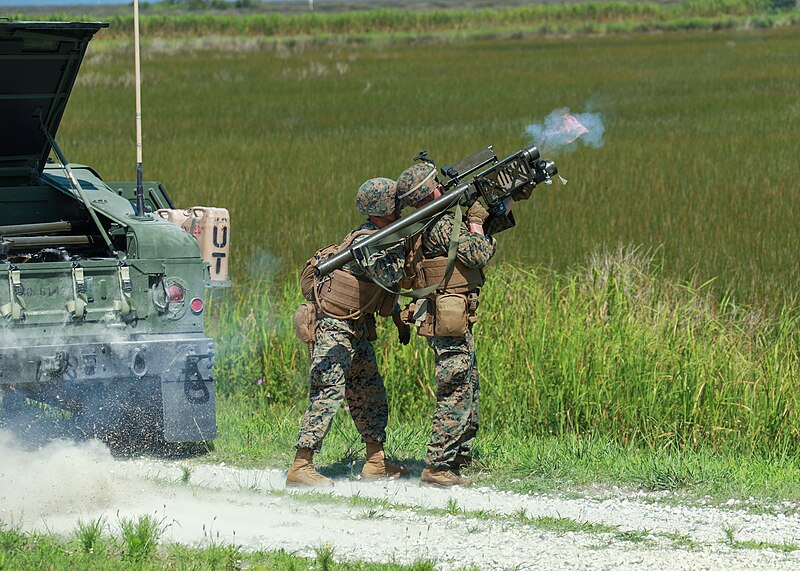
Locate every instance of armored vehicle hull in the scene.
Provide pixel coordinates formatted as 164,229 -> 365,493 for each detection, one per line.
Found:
0,22 -> 222,445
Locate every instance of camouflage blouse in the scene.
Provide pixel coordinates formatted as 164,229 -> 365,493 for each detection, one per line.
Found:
422,212 -> 496,269
343,220 -> 406,289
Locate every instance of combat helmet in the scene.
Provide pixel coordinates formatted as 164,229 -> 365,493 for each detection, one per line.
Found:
355,177 -> 399,217
396,163 -> 439,208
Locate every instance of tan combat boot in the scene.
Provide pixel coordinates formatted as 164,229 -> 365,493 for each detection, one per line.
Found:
420,465 -> 472,488
286,447 -> 334,488
361,443 -> 407,480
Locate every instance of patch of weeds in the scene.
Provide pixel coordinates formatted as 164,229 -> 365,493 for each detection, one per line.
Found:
203,541 -> 244,568
446,498 -> 461,516
529,516 -> 618,535
314,542 -> 336,571
287,489 -> 340,505
0,524 -> 28,553
660,532 -> 699,549
348,492 -> 390,510
197,520 -> 243,568
615,528 -> 651,543
180,464 -> 192,485
357,508 -> 386,520
118,513 -> 169,563
731,539 -> 798,552
75,516 -> 106,554
721,523 -> 740,546
233,468 -> 263,492
637,461 -> 697,492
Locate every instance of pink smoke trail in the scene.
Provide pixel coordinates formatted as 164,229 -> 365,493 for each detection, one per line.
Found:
525,108 -> 605,154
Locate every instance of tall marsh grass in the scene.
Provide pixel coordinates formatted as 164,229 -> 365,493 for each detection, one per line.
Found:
209,246 -> 800,453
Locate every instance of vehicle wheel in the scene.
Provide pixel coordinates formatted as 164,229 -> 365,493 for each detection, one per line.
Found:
74,379 -> 165,455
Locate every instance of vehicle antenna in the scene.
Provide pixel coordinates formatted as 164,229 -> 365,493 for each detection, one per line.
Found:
134,0 -> 146,217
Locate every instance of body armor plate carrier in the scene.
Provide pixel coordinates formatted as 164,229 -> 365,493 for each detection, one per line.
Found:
301,230 -> 397,321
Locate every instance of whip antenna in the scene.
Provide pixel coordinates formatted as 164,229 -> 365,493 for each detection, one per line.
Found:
133,0 -> 145,216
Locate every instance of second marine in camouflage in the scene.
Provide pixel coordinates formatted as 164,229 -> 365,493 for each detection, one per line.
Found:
396,162 -> 496,488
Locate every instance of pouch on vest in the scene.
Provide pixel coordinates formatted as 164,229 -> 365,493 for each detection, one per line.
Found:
302,231 -> 397,319
302,243 -> 338,302
294,302 -> 317,344
417,258 -> 484,295
314,269 -> 395,320
434,293 -> 469,338
401,299 -> 435,338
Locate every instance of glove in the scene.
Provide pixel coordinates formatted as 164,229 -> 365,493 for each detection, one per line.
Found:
467,201 -> 489,225
512,183 -> 534,202
392,312 -> 411,345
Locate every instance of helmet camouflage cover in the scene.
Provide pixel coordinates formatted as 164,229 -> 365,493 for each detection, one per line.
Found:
396,163 -> 438,208
356,177 -> 399,216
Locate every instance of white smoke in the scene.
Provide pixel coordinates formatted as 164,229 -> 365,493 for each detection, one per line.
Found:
525,107 -> 605,154
245,247 -> 281,282
0,432 -> 115,523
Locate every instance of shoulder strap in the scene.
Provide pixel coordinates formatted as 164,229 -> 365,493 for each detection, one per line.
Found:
400,204 -> 461,299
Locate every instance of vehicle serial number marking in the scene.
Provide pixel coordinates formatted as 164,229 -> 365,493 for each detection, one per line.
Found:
31,285 -> 70,297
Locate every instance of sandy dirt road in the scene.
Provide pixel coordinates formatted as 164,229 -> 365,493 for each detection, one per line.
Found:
2,435 -> 800,570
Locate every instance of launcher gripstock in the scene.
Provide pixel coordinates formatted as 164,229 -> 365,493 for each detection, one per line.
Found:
315,145 -> 557,277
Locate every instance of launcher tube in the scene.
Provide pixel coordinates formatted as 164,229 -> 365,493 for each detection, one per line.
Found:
316,183 -> 471,276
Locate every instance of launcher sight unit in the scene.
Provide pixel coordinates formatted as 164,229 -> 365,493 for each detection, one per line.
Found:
316,144 -> 557,276
436,144 -> 557,235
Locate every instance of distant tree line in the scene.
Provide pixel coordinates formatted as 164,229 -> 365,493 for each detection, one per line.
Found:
157,0 -> 258,10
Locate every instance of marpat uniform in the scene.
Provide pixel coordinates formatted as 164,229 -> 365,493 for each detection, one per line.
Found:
288,178 -> 407,487
396,163 -> 496,488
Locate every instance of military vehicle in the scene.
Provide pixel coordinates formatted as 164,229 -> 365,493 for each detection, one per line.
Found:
0,21 -> 228,446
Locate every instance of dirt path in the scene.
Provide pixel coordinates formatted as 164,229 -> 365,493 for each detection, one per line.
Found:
3,435 -> 800,570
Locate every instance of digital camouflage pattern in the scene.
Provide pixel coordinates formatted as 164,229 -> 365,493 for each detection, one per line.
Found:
426,331 -> 480,466
296,220 -> 406,451
420,211 -> 495,467
344,220 -> 406,289
296,314 -> 389,451
355,177 -> 398,217
396,163 -> 438,208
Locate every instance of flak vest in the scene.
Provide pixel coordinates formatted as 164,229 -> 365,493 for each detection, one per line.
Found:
402,234 -> 484,338
301,230 -> 397,321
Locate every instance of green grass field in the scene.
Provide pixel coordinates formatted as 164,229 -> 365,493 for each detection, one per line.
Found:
14,8 -> 795,494
62,25 -> 799,308
2,9 -> 800,567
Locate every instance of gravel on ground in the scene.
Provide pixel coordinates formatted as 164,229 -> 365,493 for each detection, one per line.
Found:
2,434 -> 799,570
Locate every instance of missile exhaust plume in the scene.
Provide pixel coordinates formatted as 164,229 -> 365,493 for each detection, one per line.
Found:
525,108 -> 605,154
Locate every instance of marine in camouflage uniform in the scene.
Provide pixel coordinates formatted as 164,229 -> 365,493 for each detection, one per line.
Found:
296,216 -> 405,452
420,213 -> 494,469
288,177 -> 408,488
396,163 -> 495,487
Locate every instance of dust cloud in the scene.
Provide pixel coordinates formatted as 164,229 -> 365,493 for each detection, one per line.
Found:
0,431 -> 116,524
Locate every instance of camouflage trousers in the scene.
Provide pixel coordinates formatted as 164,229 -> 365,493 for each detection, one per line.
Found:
295,315 -> 388,452
425,330 -> 480,467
